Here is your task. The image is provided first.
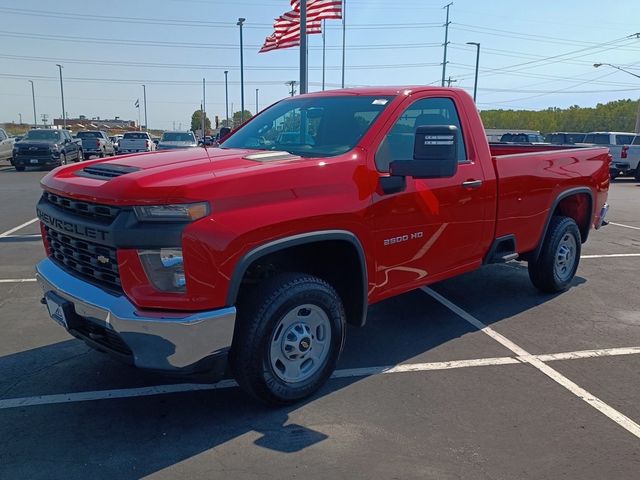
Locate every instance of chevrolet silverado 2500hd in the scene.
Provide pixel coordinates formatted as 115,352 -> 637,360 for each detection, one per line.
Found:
35,87 -> 610,404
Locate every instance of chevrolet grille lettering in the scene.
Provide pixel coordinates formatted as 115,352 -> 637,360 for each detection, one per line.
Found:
36,208 -> 109,241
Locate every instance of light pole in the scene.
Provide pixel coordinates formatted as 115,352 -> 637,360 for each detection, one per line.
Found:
28,80 -> 37,127
237,17 -> 246,123
142,84 -> 148,130
224,70 -> 229,127
594,62 -> 640,133
255,88 -> 259,114
466,42 -> 480,102
56,64 -> 66,128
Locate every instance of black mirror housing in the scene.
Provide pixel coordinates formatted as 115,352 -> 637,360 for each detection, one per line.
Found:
389,125 -> 459,179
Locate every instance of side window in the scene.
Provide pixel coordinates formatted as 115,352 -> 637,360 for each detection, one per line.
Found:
375,97 -> 467,172
617,135 -> 634,145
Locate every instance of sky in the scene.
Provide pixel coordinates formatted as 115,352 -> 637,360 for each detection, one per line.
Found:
1,0 -> 639,130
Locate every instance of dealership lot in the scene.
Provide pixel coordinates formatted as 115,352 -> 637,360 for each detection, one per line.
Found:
0,165 -> 639,479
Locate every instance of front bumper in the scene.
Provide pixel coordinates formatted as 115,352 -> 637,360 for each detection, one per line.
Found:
36,258 -> 236,375
12,154 -> 58,167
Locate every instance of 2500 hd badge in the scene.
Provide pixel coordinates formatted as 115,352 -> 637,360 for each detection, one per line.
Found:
37,208 -> 110,241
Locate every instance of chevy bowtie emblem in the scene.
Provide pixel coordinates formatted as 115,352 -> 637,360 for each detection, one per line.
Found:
97,255 -> 110,264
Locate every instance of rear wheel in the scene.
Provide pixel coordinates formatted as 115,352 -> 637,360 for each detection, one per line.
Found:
15,165 -> 25,172
231,273 -> 346,405
634,165 -> 640,182
528,216 -> 581,293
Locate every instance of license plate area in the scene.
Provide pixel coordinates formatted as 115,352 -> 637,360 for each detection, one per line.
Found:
44,291 -> 74,329
30,159 -> 39,164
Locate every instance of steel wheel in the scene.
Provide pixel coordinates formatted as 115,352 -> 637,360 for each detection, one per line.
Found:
554,232 -> 577,282
269,303 -> 332,383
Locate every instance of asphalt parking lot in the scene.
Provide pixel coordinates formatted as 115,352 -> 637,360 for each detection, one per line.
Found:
0,162 -> 639,479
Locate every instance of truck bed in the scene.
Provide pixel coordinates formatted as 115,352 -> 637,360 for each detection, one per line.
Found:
490,144 -> 611,254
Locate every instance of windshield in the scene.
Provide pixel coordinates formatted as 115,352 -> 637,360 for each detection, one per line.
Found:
221,95 -> 394,157
161,132 -> 195,142
24,130 -> 61,141
77,131 -> 101,138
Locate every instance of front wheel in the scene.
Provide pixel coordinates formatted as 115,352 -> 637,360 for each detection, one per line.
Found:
59,153 -> 67,166
635,165 -> 640,182
528,216 -> 581,293
15,165 -> 25,172
231,273 -> 346,405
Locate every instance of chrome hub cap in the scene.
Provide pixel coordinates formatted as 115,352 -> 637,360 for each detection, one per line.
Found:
554,233 -> 577,281
269,304 -> 331,383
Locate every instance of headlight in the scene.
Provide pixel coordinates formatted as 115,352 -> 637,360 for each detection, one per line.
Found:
50,144 -> 59,151
133,202 -> 209,222
138,248 -> 186,292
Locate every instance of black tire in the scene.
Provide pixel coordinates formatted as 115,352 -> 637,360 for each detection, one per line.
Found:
77,150 -> 83,162
634,165 -> 640,182
528,216 -> 581,293
99,150 -> 105,158
59,153 -> 67,166
15,165 -> 25,172
230,272 -> 346,405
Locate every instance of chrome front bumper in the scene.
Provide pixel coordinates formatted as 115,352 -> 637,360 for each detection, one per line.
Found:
36,258 -> 236,373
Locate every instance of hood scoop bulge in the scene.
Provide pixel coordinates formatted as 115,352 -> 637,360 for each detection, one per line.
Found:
76,164 -> 141,180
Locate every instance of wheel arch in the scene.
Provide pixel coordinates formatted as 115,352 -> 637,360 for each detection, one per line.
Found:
227,230 -> 368,327
530,187 -> 593,262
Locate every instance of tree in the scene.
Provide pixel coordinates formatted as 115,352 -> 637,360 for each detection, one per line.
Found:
232,110 -> 253,127
191,109 -> 211,133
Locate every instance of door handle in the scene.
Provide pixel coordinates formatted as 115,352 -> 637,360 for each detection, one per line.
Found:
462,179 -> 483,189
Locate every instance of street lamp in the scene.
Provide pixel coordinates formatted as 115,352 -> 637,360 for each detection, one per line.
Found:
142,84 -> 148,130
466,42 -> 480,102
28,80 -> 37,127
594,62 -> 640,132
237,17 -> 246,123
56,64 -> 66,128
224,70 -> 229,127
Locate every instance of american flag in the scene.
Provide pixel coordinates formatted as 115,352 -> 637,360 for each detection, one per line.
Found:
259,0 -> 342,53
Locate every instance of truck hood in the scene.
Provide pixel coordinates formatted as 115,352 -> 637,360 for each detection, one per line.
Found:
40,146 -> 304,205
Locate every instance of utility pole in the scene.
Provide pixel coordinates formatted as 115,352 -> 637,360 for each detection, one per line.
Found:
56,64 -> 66,128
286,81 -> 298,97
300,1 -> 308,94
28,80 -> 37,127
237,18 -> 246,123
202,78 -> 206,139
142,84 -> 148,130
446,76 -> 457,87
255,88 -> 259,114
224,70 -> 229,127
441,2 -> 453,87
18,113 -> 22,125
466,41 -> 480,102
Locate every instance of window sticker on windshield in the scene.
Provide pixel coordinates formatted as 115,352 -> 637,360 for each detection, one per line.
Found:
372,99 -> 389,105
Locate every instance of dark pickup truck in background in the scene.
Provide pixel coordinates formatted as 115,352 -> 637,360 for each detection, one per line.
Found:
12,129 -> 83,171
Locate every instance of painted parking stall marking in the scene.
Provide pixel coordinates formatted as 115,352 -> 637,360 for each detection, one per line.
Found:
1,345 -> 640,410
421,287 -> 640,440
0,217 -> 38,238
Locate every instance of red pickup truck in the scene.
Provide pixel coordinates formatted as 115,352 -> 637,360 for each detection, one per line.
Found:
35,87 -> 610,404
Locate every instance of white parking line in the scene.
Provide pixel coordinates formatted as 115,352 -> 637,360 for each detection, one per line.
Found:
422,287 -> 640,440
581,253 -> 640,259
0,278 -> 36,283
609,222 -> 640,231
0,233 -> 42,239
1,345 -> 640,410
0,218 -> 38,238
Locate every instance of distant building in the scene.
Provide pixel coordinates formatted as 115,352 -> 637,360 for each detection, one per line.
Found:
53,116 -> 136,130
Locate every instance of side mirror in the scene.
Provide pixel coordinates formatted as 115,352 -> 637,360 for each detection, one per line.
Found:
389,125 -> 459,179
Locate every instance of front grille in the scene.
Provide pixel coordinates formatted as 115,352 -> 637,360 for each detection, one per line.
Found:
45,226 -> 121,291
77,164 -> 140,180
42,191 -> 119,221
72,318 -> 132,356
17,146 -> 49,154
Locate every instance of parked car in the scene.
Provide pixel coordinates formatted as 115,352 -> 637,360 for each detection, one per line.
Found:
499,132 -> 546,143
118,131 -> 156,153
76,130 -> 115,159
0,128 -> 16,161
582,131 -> 637,179
157,131 -> 198,150
544,132 -> 586,145
12,129 -> 82,171
109,135 -> 124,154
36,87 -> 610,404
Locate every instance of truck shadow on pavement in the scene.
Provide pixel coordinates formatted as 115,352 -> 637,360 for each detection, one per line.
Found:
0,263 -> 585,479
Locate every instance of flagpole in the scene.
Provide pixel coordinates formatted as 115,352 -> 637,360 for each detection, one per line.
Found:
341,0 -> 346,88
300,0 -> 307,94
322,19 -> 326,91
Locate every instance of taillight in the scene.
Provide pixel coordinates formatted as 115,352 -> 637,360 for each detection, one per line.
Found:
145,140 -> 150,148
621,145 -> 628,159
96,139 -> 100,148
